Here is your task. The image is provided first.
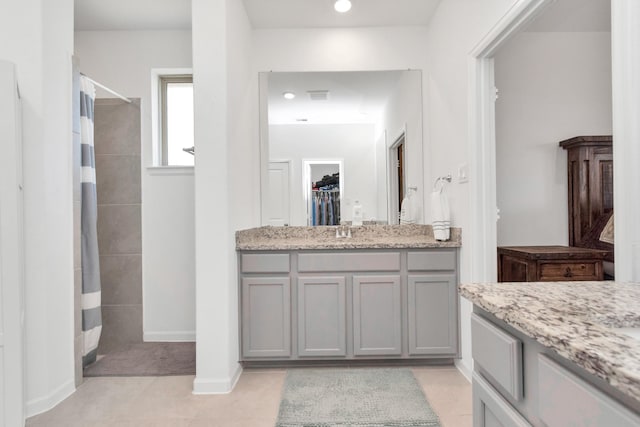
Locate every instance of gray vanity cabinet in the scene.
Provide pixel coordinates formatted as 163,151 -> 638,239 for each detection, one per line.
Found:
297,276 -> 347,357
353,275 -> 402,356
241,276 -> 291,358
470,308 -> 640,427
473,372 -> 531,427
408,273 -> 457,355
239,248 -> 459,361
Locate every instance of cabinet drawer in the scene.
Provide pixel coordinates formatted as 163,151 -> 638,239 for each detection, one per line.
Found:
471,313 -> 523,401
298,252 -> 400,272
407,250 -> 456,271
241,253 -> 290,273
539,261 -> 598,281
538,355 -> 640,427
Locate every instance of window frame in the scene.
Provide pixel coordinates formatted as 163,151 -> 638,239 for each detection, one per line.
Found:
157,72 -> 193,166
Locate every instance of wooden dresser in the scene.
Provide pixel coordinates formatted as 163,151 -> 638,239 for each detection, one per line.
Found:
559,135 -> 614,261
497,246 -> 608,282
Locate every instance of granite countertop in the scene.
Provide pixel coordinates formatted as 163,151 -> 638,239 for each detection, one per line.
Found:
460,281 -> 640,405
236,224 -> 462,250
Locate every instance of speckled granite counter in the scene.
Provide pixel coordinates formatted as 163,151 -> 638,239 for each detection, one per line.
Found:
236,224 -> 462,250
460,281 -> 640,405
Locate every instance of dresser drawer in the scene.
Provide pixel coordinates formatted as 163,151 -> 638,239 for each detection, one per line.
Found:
471,313 -> 523,401
538,355 -> 640,427
539,261 -> 599,281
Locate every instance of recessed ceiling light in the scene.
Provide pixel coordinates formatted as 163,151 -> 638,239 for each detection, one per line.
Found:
334,0 -> 352,13
283,92 -> 296,100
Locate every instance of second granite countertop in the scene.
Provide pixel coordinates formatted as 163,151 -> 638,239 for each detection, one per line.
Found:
459,281 -> 640,407
236,224 -> 462,250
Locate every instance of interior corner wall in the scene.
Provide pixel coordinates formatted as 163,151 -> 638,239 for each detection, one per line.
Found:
423,0 -> 520,380
495,31 -> 613,247
73,30 -> 196,341
269,123 -> 377,225
0,0 -> 76,416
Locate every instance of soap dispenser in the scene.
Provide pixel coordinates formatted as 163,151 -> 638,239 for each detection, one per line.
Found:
352,200 -> 363,226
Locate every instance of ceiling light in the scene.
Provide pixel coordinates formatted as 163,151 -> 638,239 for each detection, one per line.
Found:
334,0 -> 352,13
283,92 -> 296,100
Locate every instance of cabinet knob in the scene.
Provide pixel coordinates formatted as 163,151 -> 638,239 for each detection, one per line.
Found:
564,267 -> 573,278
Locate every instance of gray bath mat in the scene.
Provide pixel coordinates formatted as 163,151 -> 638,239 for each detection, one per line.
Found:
276,368 -> 441,427
83,342 -> 195,377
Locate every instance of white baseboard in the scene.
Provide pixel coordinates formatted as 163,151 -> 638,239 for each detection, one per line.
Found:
455,358 -> 472,383
192,364 -> 242,394
144,331 -> 196,342
26,378 -> 75,418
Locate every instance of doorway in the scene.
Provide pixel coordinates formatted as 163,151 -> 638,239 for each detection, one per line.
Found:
389,132 -> 406,225
303,160 -> 344,226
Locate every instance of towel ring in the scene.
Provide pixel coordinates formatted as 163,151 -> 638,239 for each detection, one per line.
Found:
433,174 -> 452,191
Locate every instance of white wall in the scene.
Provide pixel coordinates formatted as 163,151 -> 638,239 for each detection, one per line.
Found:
192,0 -> 255,393
0,61 -> 25,427
74,31 -> 196,340
495,31 -> 612,246
270,124 -> 377,225
424,0 -> 519,379
0,0 -> 76,416
253,27 -> 430,222
382,70 -> 424,222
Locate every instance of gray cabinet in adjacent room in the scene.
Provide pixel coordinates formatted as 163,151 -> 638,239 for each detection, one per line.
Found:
241,276 -> 291,358
353,275 -> 402,356
408,273 -> 457,355
297,276 -> 347,357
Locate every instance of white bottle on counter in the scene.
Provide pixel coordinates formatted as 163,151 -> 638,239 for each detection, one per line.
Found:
352,200 -> 363,226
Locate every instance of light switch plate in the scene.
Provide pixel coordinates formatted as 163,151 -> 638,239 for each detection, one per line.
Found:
458,163 -> 469,183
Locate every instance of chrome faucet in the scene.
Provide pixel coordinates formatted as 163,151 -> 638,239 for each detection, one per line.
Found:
336,225 -> 352,239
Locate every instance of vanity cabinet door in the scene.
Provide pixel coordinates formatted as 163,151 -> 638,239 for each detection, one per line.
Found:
297,276 -> 347,357
241,277 -> 291,358
353,275 -> 402,356
408,273 -> 457,355
473,372 -> 532,427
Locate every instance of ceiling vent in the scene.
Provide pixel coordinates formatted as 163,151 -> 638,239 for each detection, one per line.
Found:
307,90 -> 329,101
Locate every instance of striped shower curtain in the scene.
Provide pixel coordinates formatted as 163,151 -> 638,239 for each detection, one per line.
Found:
80,76 -> 102,367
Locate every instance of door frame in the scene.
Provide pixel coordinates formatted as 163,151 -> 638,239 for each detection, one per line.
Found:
468,0 -> 554,282
388,128 -> 407,225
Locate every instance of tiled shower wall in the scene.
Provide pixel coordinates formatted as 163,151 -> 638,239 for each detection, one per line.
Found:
94,98 -> 142,354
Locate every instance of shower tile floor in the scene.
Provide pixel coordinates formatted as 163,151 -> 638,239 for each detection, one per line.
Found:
26,366 -> 471,427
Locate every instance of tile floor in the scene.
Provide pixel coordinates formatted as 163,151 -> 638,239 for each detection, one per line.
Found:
26,366 -> 472,427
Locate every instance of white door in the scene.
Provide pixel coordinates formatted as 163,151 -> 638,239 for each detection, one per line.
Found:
0,61 -> 25,427
264,161 -> 290,226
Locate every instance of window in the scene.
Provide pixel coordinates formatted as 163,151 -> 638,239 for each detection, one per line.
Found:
160,74 -> 194,166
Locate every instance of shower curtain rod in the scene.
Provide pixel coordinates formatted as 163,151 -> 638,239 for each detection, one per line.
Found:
81,73 -> 132,104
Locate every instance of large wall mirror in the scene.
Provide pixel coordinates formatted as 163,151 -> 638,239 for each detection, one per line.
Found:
259,70 -> 424,226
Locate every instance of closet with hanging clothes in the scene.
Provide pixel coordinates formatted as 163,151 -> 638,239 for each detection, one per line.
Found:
310,172 -> 341,226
